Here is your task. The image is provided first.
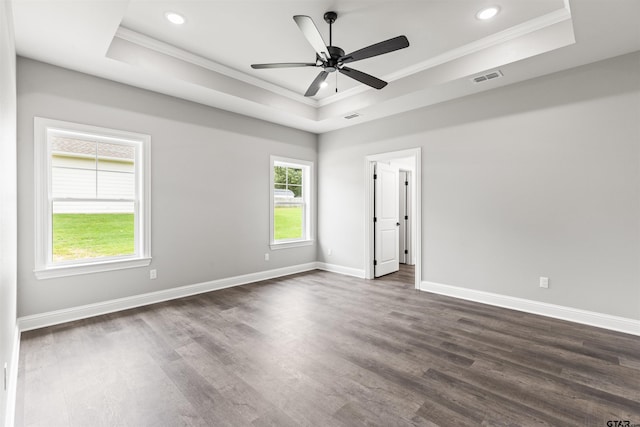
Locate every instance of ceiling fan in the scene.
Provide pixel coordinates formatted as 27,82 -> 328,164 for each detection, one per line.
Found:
251,11 -> 409,97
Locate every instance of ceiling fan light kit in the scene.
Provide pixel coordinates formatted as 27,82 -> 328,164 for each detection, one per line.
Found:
251,11 -> 410,97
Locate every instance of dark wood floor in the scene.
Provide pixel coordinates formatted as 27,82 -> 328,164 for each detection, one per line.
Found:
16,266 -> 640,426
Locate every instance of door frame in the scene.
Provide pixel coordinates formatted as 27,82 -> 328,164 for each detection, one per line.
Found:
364,148 -> 421,289
398,169 -> 412,265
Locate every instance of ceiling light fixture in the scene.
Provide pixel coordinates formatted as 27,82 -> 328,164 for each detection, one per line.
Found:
476,6 -> 500,20
320,81 -> 329,89
165,12 -> 186,25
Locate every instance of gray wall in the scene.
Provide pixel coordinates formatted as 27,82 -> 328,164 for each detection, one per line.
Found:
17,58 -> 317,317
13,50 -> 640,323
318,52 -> 640,320
0,1 -> 17,424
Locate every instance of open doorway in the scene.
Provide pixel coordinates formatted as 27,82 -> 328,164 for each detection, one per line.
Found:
399,169 -> 413,266
364,148 -> 421,289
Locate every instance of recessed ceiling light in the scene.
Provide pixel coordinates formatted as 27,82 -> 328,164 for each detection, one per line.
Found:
476,6 -> 500,20
320,81 -> 329,89
165,12 -> 186,25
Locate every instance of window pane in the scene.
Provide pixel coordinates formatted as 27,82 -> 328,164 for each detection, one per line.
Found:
52,201 -> 135,262
274,166 -> 287,185
51,136 -> 98,198
97,171 -> 135,199
287,168 -> 302,185
97,142 -> 135,171
288,184 -> 302,198
52,167 -> 96,198
274,203 -> 303,240
51,136 -> 96,168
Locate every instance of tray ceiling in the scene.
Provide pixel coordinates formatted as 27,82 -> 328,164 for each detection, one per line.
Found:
11,0 -> 640,133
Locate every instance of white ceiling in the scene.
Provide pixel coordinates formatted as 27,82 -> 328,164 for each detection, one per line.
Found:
11,0 -> 640,134
121,0 -> 563,96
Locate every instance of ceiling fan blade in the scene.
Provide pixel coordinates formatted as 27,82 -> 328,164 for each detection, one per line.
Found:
339,35 -> 409,64
304,71 -> 329,97
293,15 -> 331,61
339,67 -> 387,89
251,63 -> 316,69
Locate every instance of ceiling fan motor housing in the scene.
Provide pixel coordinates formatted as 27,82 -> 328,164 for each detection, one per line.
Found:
323,46 -> 345,72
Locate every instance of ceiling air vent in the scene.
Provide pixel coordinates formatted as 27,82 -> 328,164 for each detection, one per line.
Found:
471,70 -> 503,84
344,112 -> 361,120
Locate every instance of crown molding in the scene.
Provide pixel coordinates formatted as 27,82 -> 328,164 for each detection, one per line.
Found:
114,26 -> 318,107
317,5 -> 573,107
114,4 -> 572,111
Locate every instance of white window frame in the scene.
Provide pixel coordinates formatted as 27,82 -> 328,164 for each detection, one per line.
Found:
270,155 -> 313,250
34,117 -> 151,279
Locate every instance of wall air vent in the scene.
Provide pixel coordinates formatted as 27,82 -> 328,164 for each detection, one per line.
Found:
471,70 -> 503,84
344,112 -> 361,120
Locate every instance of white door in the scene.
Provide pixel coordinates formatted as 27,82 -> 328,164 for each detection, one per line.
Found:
374,162 -> 400,277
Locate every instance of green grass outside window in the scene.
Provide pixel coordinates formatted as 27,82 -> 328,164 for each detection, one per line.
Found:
274,206 -> 303,240
52,213 -> 134,261
53,207 -> 304,261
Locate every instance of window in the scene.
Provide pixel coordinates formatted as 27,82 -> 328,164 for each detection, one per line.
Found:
270,156 -> 313,249
34,118 -> 151,279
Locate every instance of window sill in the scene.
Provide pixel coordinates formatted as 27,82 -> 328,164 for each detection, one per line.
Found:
34,257 -> 152,280
270,240 -> 314,250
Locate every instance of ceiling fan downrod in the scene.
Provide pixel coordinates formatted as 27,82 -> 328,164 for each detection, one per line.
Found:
324,11 -> 337,46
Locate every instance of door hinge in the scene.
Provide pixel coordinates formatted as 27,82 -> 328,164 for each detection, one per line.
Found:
373,174 -> 377,179
373,217 -> 377,222
404,215 -> 409,220
374,260 -> 377,266
405,181 -> 409,186
404,249 -> 408,255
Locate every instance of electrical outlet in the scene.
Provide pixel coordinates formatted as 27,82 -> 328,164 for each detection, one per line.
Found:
328,248 -> 333,256
539,277 -> 549,288
150,269 -> 157,280
264,253 -> 269,261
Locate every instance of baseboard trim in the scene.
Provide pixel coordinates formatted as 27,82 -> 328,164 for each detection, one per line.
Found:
420,281 -> 640,336
315,262 -> 366,279
18,263 -> 318,332
4,325 -> 20,427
